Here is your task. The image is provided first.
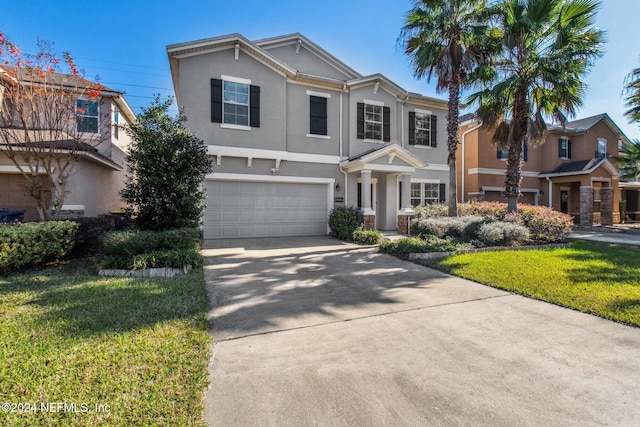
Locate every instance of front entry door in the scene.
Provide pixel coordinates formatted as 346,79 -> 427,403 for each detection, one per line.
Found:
560,190 -> 569,214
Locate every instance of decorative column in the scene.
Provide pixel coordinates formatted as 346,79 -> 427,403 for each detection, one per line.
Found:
361,170 -> 375,230
601,187 -> 613,226
397,174 -> 415,235
580,186 -> 593,226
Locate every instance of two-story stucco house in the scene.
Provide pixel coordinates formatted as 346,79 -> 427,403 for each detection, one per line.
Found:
0,66 -> 136,221
167,33 -> 450,239
457,113 -> 633,225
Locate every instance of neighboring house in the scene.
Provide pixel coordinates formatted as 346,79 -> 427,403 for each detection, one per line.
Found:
167,33 -> 450,238
0,66 -> 136,221
457,113 -> 633,225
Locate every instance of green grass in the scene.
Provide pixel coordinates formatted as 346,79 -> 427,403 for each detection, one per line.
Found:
423,240 -> 640,327
0,258 -> 211,426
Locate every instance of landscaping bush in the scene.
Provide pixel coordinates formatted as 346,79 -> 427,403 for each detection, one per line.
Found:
411,216 -> 487,240
379,236 -> 462,255
477,221 -> 530,246
413,203 -> 448,219
102,228 -> 201,257
352,227 -> 384,245
458,202 -> 572,243
0,221 -> 78,273
101,228 -> 203,270
328,206 -> 363,241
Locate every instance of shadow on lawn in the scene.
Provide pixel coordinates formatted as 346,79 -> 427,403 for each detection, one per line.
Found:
560,241 -> 640,285
0,259 -> 207,337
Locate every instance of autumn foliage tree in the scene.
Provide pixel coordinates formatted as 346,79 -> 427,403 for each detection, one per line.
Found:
0,33 -> 104,220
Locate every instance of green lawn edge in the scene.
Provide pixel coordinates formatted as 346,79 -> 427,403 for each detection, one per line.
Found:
419,240 -> 640,327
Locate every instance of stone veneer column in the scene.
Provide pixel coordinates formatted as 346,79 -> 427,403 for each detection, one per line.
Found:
361,170 -> 375,230
397,173 -> 414,235
600,187 -> 613,226
580,186 -> 593,226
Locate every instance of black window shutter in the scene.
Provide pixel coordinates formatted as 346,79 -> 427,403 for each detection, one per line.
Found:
430,115 -> 437,147
558,138 -> 563,158
383,107 -> 390,142
439,183 -> 446,203
357,103 -> 364,139
567,139 -> 572,159
249,85 -> 260,128
523,140 -> 528,161
309,96 -> 327,135
408,112 -> 416,145
211,79 -> 222,123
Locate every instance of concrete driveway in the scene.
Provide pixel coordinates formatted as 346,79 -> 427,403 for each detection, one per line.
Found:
202,236 -> 640,426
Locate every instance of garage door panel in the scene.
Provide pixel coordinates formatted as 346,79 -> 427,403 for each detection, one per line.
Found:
204,180 -> 329,239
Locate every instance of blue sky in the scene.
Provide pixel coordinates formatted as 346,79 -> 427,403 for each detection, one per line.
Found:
4,0 -> 639,140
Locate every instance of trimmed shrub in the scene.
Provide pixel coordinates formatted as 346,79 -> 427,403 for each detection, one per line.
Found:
379,236 -> 462,255
352,227 -> 384,245
411,216 -> 487,240
101,228 -> 203,270
328,206 -> 363,241
477,221 -> 530,246
0,221 -> 78,273
102,228 -> 201,257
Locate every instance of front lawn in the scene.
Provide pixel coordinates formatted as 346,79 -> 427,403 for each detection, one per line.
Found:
422,240 -> 640,327
0,258 -> 211,426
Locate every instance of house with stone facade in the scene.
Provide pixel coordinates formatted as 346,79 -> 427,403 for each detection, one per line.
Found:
167,33 -> 450,238
457,113 -> 633,225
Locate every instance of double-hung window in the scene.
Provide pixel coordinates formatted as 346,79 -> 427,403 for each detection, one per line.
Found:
408,110 -> 437,147
113,110 -> 119,139
223,81 -> 249,126
558,137 -> 571,159
597,138 -> 607,158
410,182 -> 444,206
357,101 -> 390,142
76,99 -> 99,134
211,76 -> 260,128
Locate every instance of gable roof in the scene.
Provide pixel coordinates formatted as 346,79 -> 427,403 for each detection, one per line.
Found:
166,33 -> 447,108
254,33 -> 361,80
540,157 -> 619,178
548,113 -> 632,144
340,143 -> 425,173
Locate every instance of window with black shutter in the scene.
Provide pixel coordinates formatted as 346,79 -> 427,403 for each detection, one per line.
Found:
411,111 -> 437,147
309,96 -> 327,135
211,77 -> 260,128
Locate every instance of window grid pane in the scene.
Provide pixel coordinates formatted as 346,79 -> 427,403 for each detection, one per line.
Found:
415,113 -> 431,146
365,104 -> 382,140
76,99 -> 99,134
223,81 -> 249,126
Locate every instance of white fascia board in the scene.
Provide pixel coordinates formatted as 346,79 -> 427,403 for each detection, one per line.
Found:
342,163 -> 415,174
206,172 -> 334,185
0,145 -> 122,170
0,165 -> 46,174
206,145 -> 341,165
420,163 -> 449,172
468,168 -> 540,178
482,186 -> 540,193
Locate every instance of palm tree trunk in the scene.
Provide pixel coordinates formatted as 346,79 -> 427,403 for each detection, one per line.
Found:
504,83 -> 528,213
447,75 -> 461,217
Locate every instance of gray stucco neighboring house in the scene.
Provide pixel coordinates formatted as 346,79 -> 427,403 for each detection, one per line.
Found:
167,33 -> 449,239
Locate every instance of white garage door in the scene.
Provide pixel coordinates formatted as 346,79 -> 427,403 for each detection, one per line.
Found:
204,181 -> 329,238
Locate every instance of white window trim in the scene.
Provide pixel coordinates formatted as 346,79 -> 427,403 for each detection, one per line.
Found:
306,90 -> 331,98
221,75 -> 251,85
413,110 -> 434,148
364,102 -> 383,142
410,180 -> 440,206
559,137 -> 570,159
363,99 -> 384,106
306,134 -> 331,139
221,123 -> 251,131
414,108 -> 432,115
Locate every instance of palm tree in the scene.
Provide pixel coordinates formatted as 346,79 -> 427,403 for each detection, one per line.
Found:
623,65 -> 640,123
468,0 -> 605,213
617,139 -> 640,181
401,0 -> 490,217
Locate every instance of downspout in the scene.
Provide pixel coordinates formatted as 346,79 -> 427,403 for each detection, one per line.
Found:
401,94 -> 410,148
340,84 -> 348,204
460,122 -> 482,203
546,176 -> 552,207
